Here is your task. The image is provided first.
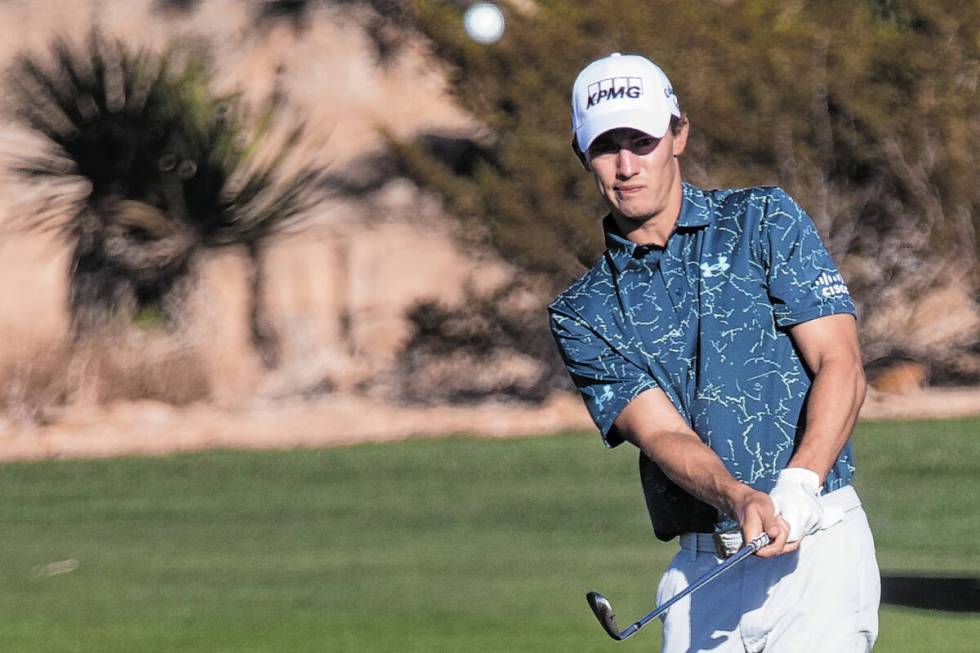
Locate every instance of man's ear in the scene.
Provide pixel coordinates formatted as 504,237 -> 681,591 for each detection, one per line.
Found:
672,115 -> 690,157
571,137 -> 591,171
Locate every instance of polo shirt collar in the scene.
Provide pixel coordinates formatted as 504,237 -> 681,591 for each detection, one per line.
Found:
603,217 -> 641,274
676,182 -> 714,228
603,182 -> 714,274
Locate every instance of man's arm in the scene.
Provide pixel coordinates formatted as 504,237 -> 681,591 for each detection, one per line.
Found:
613,389 -> 792,557
786,313 -> 866,482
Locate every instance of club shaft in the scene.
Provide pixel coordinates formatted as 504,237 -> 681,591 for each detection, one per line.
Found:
628,540 -> 759,632
601,532 -> 770,641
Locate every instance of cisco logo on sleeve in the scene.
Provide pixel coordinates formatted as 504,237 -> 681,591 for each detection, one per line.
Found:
814,272 -> 850,299
587,77 -> 643,108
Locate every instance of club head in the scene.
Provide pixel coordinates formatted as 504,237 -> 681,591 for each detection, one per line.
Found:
586,591 -> 624,640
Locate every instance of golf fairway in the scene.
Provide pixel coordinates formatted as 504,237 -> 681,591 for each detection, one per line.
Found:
1,417 -> 977,651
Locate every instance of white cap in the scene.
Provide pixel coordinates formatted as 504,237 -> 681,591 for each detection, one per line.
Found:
571,53 -> 681,153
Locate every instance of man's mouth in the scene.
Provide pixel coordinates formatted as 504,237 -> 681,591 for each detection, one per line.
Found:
615,186 -> 642,195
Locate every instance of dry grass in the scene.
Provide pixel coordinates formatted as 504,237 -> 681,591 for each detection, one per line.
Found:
858,270 -> 980,384
0,329 -> 211,425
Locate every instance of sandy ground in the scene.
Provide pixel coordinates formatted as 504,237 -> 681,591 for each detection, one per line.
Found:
1,387 -> 978,463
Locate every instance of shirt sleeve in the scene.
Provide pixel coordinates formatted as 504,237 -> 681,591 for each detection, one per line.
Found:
549,304 -> 658,447
761,188 -> 856,327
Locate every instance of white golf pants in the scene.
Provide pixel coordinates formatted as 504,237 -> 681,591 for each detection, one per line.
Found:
658,485 -> 880,653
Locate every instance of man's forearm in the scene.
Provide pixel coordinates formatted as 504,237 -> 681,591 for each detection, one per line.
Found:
613,388 -> 791,555
613,389 -> 755,519
788,355 -> 866,483
630,429 -> 754,520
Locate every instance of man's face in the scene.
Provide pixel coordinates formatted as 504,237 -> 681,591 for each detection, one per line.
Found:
586,124 -> 688,222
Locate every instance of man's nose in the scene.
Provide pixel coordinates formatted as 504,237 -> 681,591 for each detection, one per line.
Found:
616,147 -> 637,177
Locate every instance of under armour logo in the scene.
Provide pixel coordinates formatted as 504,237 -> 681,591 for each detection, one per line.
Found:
700,256 -> 730,278
595,384 -> 614,410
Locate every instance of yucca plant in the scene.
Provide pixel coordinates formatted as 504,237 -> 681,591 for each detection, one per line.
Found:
8,32 -> 330,367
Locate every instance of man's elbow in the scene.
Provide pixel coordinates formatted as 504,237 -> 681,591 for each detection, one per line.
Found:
813,348 -> 866,405
833,351 -> 867,406
854,357 -> 868,407
854,360 -> 867,407
624,427 -> 702,461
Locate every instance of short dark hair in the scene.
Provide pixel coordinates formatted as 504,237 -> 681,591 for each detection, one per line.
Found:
669,113 -> 687,136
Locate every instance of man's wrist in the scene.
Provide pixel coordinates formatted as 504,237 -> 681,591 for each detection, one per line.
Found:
769,467 -> 829,542
776,467 -> 821,492
786,450 -> 833,484
718,480 -> 758,519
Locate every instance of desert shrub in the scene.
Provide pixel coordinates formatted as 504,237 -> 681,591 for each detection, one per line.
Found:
389,0 -> 979,384
393,280 -> 571,404
6,31 -> 330,367
0,330 -> 211,423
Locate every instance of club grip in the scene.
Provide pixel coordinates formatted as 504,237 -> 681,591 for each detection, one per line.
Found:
747,532 -> 771,551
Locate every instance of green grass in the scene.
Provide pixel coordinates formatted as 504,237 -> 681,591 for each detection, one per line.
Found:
852,418 -> 980,573
0,416 -> 977,651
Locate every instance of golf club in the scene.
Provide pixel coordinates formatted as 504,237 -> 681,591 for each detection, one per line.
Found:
586,532 -> 771,641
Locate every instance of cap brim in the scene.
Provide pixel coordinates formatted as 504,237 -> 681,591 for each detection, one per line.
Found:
575,108 -> 672,153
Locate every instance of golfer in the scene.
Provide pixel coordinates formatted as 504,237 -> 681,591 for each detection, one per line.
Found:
550,53 -> 880,652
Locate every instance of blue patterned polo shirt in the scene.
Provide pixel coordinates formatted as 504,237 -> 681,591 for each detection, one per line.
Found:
549,183 -> 857,540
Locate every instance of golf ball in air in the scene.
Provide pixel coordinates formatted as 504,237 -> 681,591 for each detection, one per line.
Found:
463,3 -> 505,44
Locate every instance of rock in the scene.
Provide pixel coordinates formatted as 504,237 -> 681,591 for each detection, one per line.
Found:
869,361 -> 928,395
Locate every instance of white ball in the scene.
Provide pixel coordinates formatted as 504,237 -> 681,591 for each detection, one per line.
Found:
463,3 -> 505,45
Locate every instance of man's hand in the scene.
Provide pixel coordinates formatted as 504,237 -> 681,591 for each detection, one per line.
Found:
730,486 -> 795,558
768,468 -> 845,542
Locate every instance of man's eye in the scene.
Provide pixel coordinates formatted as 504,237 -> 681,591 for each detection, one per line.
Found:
634,137 -> 656,148
589,143 -> 617,156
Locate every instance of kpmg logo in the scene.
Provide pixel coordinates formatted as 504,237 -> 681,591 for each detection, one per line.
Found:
586,77 -> 643,108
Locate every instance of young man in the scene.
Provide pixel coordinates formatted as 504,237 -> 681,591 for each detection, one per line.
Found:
550,53 -> 880,652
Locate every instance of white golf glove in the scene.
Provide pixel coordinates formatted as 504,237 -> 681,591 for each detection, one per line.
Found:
768,468 -> 845,542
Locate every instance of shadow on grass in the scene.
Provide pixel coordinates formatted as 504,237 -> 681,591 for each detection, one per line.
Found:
881,574 -> 980,612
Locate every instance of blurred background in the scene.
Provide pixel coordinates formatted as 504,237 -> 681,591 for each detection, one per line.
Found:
0,0 -> 978,458
0,2 -> 977,651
